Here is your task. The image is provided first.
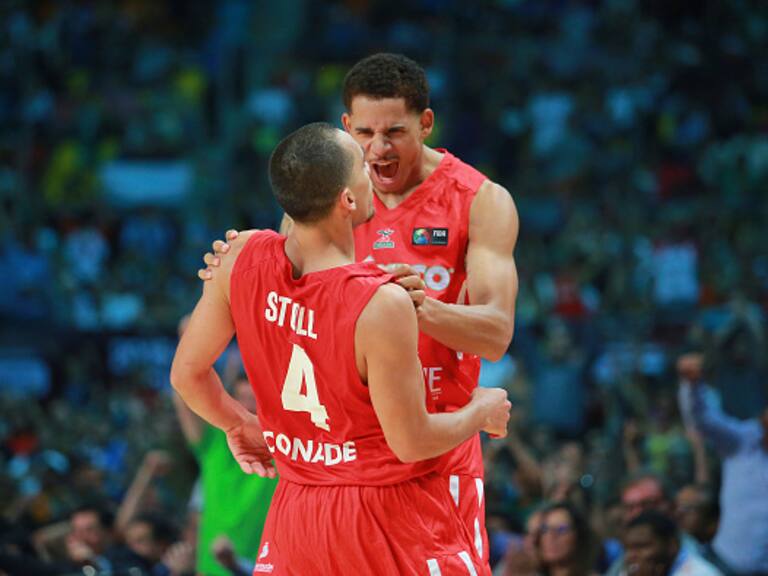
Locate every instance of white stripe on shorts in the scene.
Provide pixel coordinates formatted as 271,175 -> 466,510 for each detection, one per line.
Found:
449,474 -> 460,507
426,558 -> 442,576
458,551 -> 479,576
474,517 -> 483,558
474,478 -> 484,507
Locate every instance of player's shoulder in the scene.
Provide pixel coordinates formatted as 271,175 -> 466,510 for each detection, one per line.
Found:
441,150 -> 489,191
357,282 -> 413,329
213,229 -> 278,281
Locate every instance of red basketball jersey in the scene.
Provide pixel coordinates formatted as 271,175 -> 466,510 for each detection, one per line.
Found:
230,230 -> 438,486
354,150 -> 488,477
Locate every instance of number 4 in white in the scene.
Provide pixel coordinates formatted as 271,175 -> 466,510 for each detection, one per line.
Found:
281,343 -> 330,431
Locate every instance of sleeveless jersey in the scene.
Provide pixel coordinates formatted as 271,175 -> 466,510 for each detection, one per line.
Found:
354,149 -> 488,477
230,230 -> 437,486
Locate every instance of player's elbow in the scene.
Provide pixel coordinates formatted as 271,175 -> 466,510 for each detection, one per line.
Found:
169,357 -> 204,396
485,318 -> 514,362
384,430 -> 428,463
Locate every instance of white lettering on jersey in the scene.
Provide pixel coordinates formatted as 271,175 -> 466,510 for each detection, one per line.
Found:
423,366 -> 443,396
265,291 -> 279,322
264,291 -> 318,339
362,256 -> 454,292
262,431 -> 357,466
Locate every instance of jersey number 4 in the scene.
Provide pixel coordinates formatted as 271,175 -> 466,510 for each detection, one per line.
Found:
281,343 -> 330,431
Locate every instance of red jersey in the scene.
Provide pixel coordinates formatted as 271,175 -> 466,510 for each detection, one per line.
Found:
230,230 -> 437,486
354,150 -> 488,477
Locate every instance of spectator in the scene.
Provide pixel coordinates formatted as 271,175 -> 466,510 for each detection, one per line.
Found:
538,501 -> 594,576
605,472 -> 709,576
624,511 -> 722,576
674,484 -> 722,569
677,352 -> 768,575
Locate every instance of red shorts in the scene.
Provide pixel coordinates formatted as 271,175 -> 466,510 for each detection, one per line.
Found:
252,474 -> 482,575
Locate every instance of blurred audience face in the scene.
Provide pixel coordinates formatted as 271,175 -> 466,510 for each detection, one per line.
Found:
540,508 -> 577,565
622,478 -> 668,524
674,485 -> 717,543
125,519 -> 167,564
70,510 -> 110,554
624,524 -> 677,576
234,378 -> 257,413
523,510 -> 543,554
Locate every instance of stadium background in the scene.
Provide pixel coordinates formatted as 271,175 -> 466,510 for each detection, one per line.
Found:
1,0 -> 766,573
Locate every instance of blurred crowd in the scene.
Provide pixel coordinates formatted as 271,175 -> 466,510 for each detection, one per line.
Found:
1,1 -> 766,575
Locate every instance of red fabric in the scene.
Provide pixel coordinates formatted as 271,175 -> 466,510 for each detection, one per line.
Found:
230,230 -> 437,485
252,474 -> 483,575
450,473 -> 491,576
354,150 -> 486,472
353,151 -> 491,573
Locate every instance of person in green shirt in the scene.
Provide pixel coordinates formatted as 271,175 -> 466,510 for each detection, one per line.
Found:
174,316 -> 277,576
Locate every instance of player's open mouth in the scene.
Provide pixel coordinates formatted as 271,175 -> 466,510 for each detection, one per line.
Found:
371,160 -> 399,186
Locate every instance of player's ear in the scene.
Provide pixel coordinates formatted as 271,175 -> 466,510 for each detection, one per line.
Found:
420,108 -> 434,139
341,113 -> 352,134
339,186 -> 356,215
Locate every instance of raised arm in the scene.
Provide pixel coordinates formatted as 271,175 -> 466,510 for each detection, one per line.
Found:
357,283 -> 511,462
676,353 -> 746,457
416,181 -> 518,361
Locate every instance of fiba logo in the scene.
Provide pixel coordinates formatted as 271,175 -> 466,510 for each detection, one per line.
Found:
411,264 -> 452,291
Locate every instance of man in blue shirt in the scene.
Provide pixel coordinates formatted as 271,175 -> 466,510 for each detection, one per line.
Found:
678,352 -> 768,575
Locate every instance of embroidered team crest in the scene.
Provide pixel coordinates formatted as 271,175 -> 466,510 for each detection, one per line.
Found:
373,228 -> 395,249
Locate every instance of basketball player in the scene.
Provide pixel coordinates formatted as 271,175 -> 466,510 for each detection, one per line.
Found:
172,123 -> 512,575
200,53 -> 518,572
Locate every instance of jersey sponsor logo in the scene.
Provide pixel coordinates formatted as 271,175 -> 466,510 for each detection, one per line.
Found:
412,264 -> 452,291
254,543 -> 274,574
373,228 -> 395,249
412,227 -> 449,246
263,431 -> 358,466
362,255 -> 454,292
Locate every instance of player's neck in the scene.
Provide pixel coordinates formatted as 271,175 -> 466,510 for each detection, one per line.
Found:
284,220 -> 355,278
374,145 -> 444,209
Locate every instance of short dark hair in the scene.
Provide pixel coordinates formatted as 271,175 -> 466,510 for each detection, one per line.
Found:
626,510 -> 679,542
269,122 -> 353,223
343,53 -> 429,113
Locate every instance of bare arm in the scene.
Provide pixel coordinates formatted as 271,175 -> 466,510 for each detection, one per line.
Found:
115,450 -> 170,534
358,283 -> 510,462
171,233 -> 274,476
417,181 -> 519,361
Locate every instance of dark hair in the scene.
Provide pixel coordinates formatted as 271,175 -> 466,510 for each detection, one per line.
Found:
130,512 -> 179,546
269,122 -> 353,223
342,53 -> 430,113
626,510 -> 679,542
539,501 -> 594,575
71,502 -> 115,530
